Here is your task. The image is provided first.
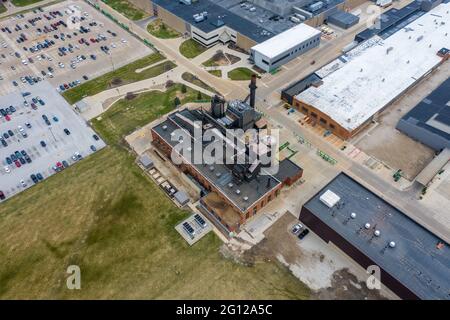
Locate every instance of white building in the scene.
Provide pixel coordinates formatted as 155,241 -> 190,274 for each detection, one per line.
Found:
251,23 -> 321,72
295,2 -> 450,138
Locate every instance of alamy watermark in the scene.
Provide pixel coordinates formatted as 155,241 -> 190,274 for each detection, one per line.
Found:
366,265 -> 381,290
66,265 -> 81,290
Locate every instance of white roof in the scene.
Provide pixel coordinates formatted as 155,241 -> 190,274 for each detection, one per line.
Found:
296,3 -> 450,132
251,23 -> 321,59
320,190 -> 341,208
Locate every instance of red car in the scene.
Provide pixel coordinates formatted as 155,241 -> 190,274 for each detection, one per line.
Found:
56,161 -> 63,168
0,191 -> 5,201
14,160 -> 21,168
5,115 -> 11,121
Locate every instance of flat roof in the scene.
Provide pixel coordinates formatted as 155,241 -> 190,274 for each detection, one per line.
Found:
152,0 -> 273,43
152,109 -> 281,212
399,77 -> 450,143
296,3 -> 450,131
303,172 -> 450,300
251,23 -> 321,59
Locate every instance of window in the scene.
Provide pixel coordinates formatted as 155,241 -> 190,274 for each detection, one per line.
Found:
330,124 -> 335,130
302,107 -> 308,114
311,112 -> 318,118
253,207 -> 257,215
320,118 -> 327,125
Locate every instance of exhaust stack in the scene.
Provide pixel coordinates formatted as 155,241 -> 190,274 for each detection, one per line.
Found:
249,74 -> 257,108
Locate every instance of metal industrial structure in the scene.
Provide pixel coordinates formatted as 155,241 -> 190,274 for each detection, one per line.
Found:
151,76 -> 303,234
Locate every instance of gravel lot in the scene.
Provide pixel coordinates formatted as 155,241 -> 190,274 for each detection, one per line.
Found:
0,0 -> 152,96
0,81 -> 105,202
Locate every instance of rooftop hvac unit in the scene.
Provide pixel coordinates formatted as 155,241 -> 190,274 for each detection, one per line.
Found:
179,0 -> 192,5
243,196 -> 249,201
290,16 -> 301,23
374,230 -> 381,237
319,189 -> 340,208
389,241 -> 396,248
162,125 -> 168,130
236,189 -> 241,195
364,223 -> 371,229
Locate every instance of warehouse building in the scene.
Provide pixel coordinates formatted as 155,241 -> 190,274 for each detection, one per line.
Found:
151,77 -> 303,234
300,172 -> 450,300
396,77 -> 450,151
293,3 -> 450,139
250,23 -> 321,72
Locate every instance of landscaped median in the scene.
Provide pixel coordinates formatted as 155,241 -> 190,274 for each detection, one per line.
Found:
62,53 -> 176,105
10,0 -> 43,7
179,39 -> 207,59
0,3 -> 7,14
227,67 -> 255,81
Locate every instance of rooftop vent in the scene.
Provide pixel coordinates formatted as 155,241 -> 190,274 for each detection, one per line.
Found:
228,183 -> 234,188
162,125 -> 168,131
216,172 -> 221,177
243,196 -> 249,201
209,166 -> 214,171
374,230 -> 381,237
389,241 -> 396,248
236,189 -> 241,195
350,212 -> 357,219
364,223 -> 371,229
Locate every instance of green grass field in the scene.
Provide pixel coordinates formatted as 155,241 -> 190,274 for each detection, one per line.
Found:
101,0 -> 146,21
147,19 -> 180,39
0,3 -> 7,14
181,72 -> 218,95
62,53 -> 176,105
228,67 -> 254,81
208,70 -> 222,78
179,39 -> 207,59
0,86 -> 311,299
10,0 -> 43,7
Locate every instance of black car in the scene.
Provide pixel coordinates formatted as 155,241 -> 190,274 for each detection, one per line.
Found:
40,140 -> 46,147
31,174 -> 38,184
64,128 -> 70,135
0,191 -> 5,201
297,228 -> 310,240
93,134 -> 99,141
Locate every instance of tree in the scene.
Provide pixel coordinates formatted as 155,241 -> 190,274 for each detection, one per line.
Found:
181,84 -> 187,93
197,91 -> 202,100
174,97 -> 181,106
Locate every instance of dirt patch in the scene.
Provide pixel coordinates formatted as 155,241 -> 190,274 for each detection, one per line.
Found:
225,53 -> 241,65
125,92 -> 137,100
227,42 -> 248,54
110,78 -> 123,86
311,269 -> 387,300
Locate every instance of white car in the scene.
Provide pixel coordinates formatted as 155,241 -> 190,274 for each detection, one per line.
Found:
20,180 -> 27,187
292,223 -> 303,234
121,38 -> 127,43
4,166 -> 10,174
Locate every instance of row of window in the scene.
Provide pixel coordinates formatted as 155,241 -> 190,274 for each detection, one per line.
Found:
264,36 -> 320,66
298,104 -> 335,130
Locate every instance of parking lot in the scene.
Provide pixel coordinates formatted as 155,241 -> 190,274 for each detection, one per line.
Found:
0,81 -> 105,201
0,0 -> 152,96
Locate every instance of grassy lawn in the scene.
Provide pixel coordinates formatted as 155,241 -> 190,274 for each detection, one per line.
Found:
179,39 -> 207,59
228,67 -> 254,81
10,0 -> 43,6
147,19 -> 180,39
101,0 -> 146,21
62,53 -> 176,105
0,3 -> 6,14
92,84 -> 204,144
208,70 -> 222,78
0,86 -> 311,299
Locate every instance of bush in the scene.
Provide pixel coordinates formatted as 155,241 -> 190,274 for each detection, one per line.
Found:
181,84 -> 187,93
174,97 -> 181,106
